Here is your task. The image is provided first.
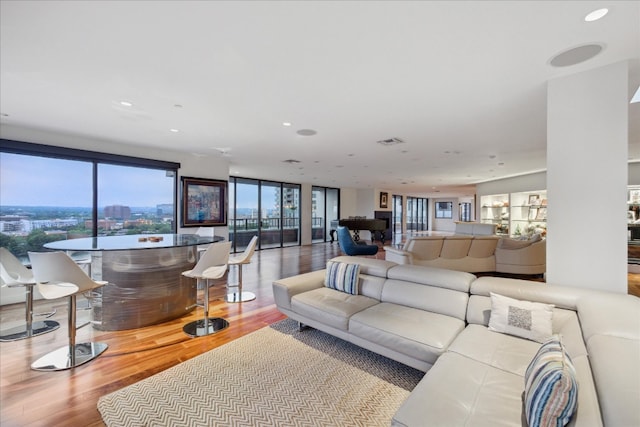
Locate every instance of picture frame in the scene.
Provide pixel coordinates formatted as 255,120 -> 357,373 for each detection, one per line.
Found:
528,194 -> 540,206
535,207 -> 547,221
181,176 -> 228,227
380,192 -> 388,209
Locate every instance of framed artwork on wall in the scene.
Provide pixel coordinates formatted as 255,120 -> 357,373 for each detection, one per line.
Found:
380,192 -> 388,209
181,176 -> 228,227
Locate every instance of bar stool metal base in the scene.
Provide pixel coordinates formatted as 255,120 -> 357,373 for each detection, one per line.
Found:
0,320 -> 60,342
31,342 -> 108,371
225,291 -> 256,303
183,317 -> 229,337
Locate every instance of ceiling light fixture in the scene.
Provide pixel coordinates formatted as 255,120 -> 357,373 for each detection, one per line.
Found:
549,44 -> 603,67
282,122 -> 292,127
119,101 -> 133,107
377,137 -> 405,146
585,8 -> 608,22
170,128 -> 180,133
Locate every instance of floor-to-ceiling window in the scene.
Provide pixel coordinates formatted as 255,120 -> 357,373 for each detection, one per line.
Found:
406,197 -> 428,231
312,186 -> 339,243
392,194 -> 403,236
229,177 -> 300,252
0,140 -> 179,260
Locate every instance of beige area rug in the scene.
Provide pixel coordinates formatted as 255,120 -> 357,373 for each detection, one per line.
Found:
98,319 -> 424,427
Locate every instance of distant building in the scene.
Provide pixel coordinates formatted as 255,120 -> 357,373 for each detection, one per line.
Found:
104,205 -> 131,220
156,203 -> 173,217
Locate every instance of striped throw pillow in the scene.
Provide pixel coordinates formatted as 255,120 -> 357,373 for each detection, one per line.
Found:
324,261 -> 360,295
524,335 -> 578,427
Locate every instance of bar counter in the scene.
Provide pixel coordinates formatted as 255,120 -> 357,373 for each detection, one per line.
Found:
44,234 -> 223,331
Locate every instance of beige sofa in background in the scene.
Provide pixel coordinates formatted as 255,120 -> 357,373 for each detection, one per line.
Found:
384,234 -> 546,276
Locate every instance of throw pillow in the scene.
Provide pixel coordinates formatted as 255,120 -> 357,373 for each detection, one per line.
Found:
324,261 -> 360,295
488,293 -> 554,343
524,335 -> 578,427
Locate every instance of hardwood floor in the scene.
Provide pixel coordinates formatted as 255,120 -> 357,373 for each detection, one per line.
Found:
0,241 -> 637,426
0,243 -> 346,427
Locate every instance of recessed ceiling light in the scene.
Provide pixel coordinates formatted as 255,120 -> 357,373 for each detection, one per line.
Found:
170,128 -> 180,133
119,101 -> 133,107
585,8 -> 608,22
549,44 -> 603,67
282,122 -> 292,127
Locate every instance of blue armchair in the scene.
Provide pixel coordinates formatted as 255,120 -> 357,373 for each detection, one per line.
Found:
337,226 -> 379,256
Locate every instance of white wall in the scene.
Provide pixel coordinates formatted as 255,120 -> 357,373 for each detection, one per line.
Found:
547,61 -> 628,293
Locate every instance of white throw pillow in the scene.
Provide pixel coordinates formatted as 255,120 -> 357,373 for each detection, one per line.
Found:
488,292 -> 554,343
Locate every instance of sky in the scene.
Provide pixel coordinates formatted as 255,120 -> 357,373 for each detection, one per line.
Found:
0,152 -> 264,209
0,152 -> 174,207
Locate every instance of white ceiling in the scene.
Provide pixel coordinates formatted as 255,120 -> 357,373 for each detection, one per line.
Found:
1,1 -> 639,197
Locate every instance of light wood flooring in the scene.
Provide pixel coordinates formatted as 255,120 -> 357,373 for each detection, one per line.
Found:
0,242 -> 637,426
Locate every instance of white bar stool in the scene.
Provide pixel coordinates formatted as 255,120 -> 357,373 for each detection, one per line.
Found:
226,235 -> 258,303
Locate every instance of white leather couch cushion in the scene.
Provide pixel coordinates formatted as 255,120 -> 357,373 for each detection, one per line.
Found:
349,302 -> 465,365
381,279 -> 469,321
577,293 -> 640,341
290,287 -> 378,330
466,295 -> 588,359
447,324 -> 542,376
386,264 -> 476,293
584,334 -> 640,427
328,255 -> 396,277
392,351 -> 525,427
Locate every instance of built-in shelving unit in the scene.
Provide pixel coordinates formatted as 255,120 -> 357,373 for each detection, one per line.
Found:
480,190 -> 547,238
480,193 -> 509,235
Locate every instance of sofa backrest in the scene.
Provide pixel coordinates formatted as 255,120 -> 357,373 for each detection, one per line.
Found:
403,236 -> 444,259
329,256 -> 396,300
380,264 -> 476,321
455,222 -> 497,235
403,235 -> 500,262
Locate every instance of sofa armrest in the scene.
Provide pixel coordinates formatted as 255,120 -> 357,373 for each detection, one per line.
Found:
272,269 -> 326,310
495,240 -> 546,274
384,246 -> 413,264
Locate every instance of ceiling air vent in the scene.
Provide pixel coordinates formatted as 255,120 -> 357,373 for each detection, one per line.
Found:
376,137 -> 405,146
282,159 -> 301,164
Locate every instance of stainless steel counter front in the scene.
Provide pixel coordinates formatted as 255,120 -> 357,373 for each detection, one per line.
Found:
44,234 -> 223,331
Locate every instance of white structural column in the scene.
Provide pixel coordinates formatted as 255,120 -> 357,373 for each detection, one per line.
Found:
547,61 -> 628,293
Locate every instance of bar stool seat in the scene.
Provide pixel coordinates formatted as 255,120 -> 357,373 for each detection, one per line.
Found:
226,235 -> 258,303
28,251 -> 108,371
0,248 -> 59,342
182,241 -> 231,337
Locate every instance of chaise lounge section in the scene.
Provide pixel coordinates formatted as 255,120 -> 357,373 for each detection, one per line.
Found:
273,256 -> 640,427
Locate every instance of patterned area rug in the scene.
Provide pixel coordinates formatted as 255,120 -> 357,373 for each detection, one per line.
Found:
98,318 -> 424,427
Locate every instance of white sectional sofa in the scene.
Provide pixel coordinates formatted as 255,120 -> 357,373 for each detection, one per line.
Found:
272,256 -> 640,427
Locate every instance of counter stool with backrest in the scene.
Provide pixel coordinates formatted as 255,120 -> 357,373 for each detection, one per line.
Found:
195,226 -> 215,258
0,247 -> 59,341
182,241 -> 231,337
226,235 -> 258,303
28,251 -> 109,371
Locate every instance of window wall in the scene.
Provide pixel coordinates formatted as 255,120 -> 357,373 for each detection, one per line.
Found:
312,186 -> 339,243
229,177 -> 300,252
0,140 -> 179,260
406,197 -> 428,231
392,194 -> 403,236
